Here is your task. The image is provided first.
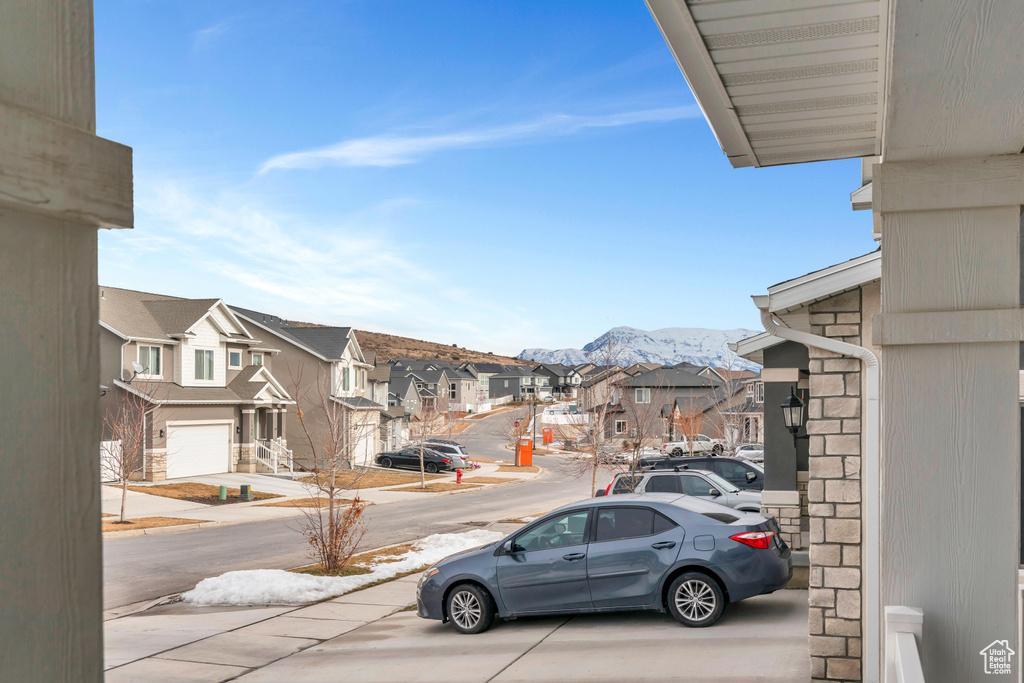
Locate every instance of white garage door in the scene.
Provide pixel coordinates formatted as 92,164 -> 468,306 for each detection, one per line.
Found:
353,426 -> 376,467
166,423 -> 231,479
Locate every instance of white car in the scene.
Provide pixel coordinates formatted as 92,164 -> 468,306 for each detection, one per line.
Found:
733,443 -> 765,462
660,435 -> 724,456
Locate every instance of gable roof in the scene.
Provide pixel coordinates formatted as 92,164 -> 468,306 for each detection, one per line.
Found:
231,306 -> 354,361
765,249 -> 881,315
618,367 -> 714,389
100,287 -> 252,341
368,364 -> 391,383
113,365 -> 293,405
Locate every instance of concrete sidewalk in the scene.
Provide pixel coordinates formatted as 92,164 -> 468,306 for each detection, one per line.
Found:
106,578 -> 811,682
102,461 -> 541,533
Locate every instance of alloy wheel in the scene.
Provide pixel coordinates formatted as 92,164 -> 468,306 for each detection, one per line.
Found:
674,579 -> 717,622
450,590 -> 482,630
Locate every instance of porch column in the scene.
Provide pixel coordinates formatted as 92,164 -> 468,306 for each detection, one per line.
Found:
278,408 -> 287,446
1,2 -> 133,680
270,408 -> 280,440
238,409 -> 256,473
874,156 -> 1022,681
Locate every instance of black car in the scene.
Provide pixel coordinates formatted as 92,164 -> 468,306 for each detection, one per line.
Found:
376,447 -> 455,474
637,455 -> 765,491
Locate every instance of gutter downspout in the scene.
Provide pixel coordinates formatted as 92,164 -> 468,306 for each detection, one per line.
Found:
760,309 -> 881,683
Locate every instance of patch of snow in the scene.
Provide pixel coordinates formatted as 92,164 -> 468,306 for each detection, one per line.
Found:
180,529 -> 505,606
520,326 -> 761,370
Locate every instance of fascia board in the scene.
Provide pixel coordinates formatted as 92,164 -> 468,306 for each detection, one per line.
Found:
768,252 -> 881,314
645,0 -> 757,168
99,320 -> 127,340
851,182 -> 873,211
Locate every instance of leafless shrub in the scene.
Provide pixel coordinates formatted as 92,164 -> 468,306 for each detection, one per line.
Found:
102,380 -> 155,523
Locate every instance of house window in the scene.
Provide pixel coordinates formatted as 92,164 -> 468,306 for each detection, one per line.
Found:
251,353 -> 264,366
614,420 -> 626,434
635,388 -> 651,403
228,350 -> 242,369
343,367 -> 350,391
504,380 -> 509,388
194,349 -> 215,380
754,382 -> 764,403
449,382 -> 457,400
138,345 -> 161,377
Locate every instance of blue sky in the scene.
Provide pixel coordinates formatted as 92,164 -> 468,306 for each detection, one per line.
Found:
95,1 -> 877,356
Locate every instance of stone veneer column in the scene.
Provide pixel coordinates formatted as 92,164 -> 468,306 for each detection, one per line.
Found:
805,289 -> 864,682
237,409 -> 256,473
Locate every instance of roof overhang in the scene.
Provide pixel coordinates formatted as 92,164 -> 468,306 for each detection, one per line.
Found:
765,250 -> 881,314
646,0 -> 886,168
729,331 -> 784,365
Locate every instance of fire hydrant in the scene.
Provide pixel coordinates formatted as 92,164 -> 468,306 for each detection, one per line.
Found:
456,469 -> 463,484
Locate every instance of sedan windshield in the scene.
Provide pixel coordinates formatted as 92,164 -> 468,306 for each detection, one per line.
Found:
704,471 -> 740,493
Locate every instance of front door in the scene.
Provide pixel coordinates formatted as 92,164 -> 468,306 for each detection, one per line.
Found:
497,509 -> 592,614
587,506 -> 684,608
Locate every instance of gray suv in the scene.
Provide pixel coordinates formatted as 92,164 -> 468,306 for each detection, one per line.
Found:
600,469 -> 762,513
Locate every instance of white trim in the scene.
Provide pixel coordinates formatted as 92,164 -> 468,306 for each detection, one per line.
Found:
193,347 -> 217,382
761,368 -> 803,383
100,320 -> 127,340
227,348 -> 242,370
136,343 -> 163,380
761,490 -> 801,507
767,251 -> 881,315
251,352 -> 264,367
729,331 -> 784,365
851,181 -> 873,211
165,419 -> 234,427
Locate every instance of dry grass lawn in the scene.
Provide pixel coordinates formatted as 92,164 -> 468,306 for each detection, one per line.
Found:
259,497 -> 353,508
301,469 -> 445,489
462,476 -> 516,484
103,516 -> 207,533
125,483 -> 280,502
388,482 -> 484,493
496,465 -> 541,474
469,457 -> 498,463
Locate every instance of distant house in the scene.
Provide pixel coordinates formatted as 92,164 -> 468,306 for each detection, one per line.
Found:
463,362 -> 507,398
99,287 -> 295,481
532,363 -> 582,398
388,375 -> 423,416
230,306 -> 382,469
488,366 -> 552,400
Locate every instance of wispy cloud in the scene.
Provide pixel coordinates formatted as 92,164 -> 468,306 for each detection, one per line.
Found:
259,105 -> 702,172
192,19 -> 235,50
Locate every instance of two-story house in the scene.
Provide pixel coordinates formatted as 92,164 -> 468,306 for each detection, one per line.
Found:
488,366 -> 552,400
230,307 -> 382,469
532,364 -> 583,398
99,287 -> 294,481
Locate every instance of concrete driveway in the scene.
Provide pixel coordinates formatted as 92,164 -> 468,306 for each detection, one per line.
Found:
107,574 -> 811,683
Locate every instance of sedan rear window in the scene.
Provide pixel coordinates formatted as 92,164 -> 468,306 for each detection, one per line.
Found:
645,475 -> 679,493
594,508 -> 677,541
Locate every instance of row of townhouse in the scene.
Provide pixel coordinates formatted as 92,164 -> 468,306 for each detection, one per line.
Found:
99,286 -> 401,480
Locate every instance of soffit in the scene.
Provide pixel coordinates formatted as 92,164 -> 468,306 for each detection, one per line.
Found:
647,0 -> 885,168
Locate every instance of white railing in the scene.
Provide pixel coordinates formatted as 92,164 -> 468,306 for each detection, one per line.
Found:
491,394 -> 514,407
885,606 -> 925,683
254,437 -> 294,474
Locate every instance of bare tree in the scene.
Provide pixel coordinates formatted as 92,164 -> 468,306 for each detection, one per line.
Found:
409,403 -> 446,488
499,406 -> 530,463
102,381 -> 155,523
703,365 -> 755,455
292,363 -> 374,573
673,396 -> 707,457
558,336 -> 625,496
616,382 -> 668,471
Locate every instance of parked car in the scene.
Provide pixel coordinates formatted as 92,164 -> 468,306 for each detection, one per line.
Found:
377,447 -> 455,474
416,494 -> 791,633
421,441 -> 470,468
598,469 -> 762,513
733,443 -> 764,462
660,435 -> 723,456
637,455 -> 765,492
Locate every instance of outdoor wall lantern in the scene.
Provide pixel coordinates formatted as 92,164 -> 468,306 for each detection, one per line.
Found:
781,387 -> 809,445
236,425 -> 242,434
158,428 -> 164,438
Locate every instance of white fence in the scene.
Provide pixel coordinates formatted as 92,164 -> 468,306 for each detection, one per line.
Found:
100,440 -> 121,483
885,606 -> 925,683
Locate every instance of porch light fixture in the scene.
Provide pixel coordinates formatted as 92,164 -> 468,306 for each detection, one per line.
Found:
781,387 -> 809,445
236,425 -> 241,434
159,428 -> 164,438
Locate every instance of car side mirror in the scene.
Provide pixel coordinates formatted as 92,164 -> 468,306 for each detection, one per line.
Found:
746,471 -> 756,483
708,488 -> 721,497
503,540 -> 517,554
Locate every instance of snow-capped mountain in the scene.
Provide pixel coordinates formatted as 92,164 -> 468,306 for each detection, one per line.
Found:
519,326 -> 761,370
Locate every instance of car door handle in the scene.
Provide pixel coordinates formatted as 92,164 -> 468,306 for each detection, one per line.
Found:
562,553 -> 586,561
651,541 -> 676,550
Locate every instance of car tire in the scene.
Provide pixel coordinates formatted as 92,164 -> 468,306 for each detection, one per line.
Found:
425,462 -> 439,474
446,583 -> 495,634
671,449 -> 683,457
379,456 -> 393,468
667,572 -> 725,628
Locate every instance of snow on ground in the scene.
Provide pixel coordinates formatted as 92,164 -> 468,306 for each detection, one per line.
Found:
180,529 -> 505,606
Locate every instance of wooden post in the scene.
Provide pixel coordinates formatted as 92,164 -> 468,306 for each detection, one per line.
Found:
0,1 -> 133,680
875,156 -> 1022,682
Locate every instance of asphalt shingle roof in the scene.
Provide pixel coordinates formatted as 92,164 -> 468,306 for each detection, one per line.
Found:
619,367 -> 714,389
231,306 -> 352,360
100,287 -> 221,339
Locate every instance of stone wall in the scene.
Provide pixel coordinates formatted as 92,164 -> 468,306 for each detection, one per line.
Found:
805,288 -> 864,682
762,504 -> 802,548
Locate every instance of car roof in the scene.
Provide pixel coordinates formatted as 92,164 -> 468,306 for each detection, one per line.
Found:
553,492 -> 749,518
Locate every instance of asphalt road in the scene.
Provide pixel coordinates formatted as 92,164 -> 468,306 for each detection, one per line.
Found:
102,409 -> 593,610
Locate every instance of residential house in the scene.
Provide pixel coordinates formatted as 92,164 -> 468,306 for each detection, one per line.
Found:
365,356 -> 404,453
387,375 -> 423,417
488,366 -> 552,400
532,363 -> 583,398
230,307 -> 382,469
463,361 -> 507,399
99,287 -> 295,481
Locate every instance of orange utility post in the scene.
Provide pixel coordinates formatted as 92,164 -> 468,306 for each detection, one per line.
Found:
542,428 -> 553,444
517,438 -> 533,467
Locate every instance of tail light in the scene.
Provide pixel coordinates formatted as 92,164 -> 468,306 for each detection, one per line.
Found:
443,458 -> 451,463
604,480 -> 614,496
729,531 -> 775,550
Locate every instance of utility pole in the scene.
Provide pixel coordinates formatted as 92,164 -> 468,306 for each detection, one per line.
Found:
532,395 -> 537,447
